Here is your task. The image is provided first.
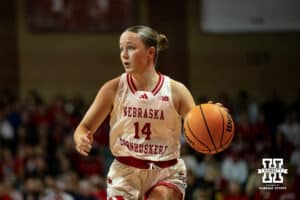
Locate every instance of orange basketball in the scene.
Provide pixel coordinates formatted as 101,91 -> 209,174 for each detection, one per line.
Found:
183,103 -> 235,154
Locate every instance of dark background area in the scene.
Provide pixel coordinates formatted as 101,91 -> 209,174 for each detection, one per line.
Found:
1,0 -> 299,103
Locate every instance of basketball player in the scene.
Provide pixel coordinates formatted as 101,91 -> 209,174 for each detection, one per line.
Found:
74,25 -> 223,200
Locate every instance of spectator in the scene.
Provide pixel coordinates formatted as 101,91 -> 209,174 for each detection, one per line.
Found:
290,144 -> 300,175
223,180 -> 249,200
192,181 -> 214,200
277,110 -> 300,147
42,176 -> 74,200
195,155 -> 221,184
221,148 -> 248,185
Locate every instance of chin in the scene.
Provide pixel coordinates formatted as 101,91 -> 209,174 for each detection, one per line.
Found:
124,68 -> 135,74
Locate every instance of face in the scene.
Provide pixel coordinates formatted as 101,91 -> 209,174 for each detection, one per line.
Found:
119,31 -> 155,74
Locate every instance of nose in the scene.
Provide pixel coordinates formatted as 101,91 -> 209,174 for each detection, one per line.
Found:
121,49 -> 129,60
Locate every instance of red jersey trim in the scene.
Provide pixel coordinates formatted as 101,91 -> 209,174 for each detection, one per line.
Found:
152,73 -> 164,96
126,73 -> 164,96
126,74 -> 136,94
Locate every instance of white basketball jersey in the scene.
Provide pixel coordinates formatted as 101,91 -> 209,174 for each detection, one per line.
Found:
110,73 -> 182,161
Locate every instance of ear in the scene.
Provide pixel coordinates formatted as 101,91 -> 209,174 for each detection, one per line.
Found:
147,46 -> 156,59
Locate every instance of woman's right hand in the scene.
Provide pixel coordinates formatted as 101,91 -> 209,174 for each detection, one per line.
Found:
74,130 -> 93,156
73,78 -> 118,156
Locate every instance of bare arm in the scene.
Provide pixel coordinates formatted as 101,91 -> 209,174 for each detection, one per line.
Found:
171,80 -> 229,121
171,80 -> 196,119
74,77 -> 119,156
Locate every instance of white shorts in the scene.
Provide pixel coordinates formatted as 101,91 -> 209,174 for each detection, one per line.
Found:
106,158 -> 187,200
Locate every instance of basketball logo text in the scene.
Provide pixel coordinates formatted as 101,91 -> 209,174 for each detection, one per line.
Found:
225,113 -> 233,132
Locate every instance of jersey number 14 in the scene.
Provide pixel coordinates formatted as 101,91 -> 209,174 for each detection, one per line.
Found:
133,122 -> 152,140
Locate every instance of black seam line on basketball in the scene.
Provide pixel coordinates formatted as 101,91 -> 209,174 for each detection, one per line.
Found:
217,108 -> 225,149
186,119 -> 211,151
199,105 -> 217,151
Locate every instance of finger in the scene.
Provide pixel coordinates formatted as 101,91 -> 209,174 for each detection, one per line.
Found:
219,105 -> 229,113
216,102 -> 223,107
77,143 -> 92,154
81,137 -> 92,144
224,107 -> 229,113
79,150 -> 89,156
79,142 -> 92,152
76,145 -> 89,156
207,100 -> 214,104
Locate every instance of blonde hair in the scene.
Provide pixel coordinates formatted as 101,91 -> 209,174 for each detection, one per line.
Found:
125,25 -> 168,66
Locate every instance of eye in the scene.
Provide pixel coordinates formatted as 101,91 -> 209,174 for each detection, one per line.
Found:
127,45 -> 135,50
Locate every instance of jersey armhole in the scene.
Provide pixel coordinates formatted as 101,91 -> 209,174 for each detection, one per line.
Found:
113,74 -> 126,101
168,77 -> 181,118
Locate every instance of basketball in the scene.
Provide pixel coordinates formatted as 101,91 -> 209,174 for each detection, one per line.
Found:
183,103 -> 235,154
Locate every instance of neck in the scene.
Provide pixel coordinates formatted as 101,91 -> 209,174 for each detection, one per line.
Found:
130,67 -> 159,91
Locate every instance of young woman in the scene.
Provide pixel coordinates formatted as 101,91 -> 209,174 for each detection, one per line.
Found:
74,25 -> 219,200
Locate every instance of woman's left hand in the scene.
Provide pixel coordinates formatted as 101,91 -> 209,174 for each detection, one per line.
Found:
208,100 -> 229,113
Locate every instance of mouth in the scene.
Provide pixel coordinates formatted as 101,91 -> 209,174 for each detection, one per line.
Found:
123,62 -> 130,68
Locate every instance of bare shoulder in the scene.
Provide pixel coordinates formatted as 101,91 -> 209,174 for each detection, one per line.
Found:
170,79 -> 195,118
170,79 -> 187,92
170,79 -> 190,98
101,76 -> 120,92
93,76 -> 121,107
170,79 -> 191,105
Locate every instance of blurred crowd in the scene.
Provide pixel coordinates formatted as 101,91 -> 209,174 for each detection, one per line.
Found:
0,89 -> 300,200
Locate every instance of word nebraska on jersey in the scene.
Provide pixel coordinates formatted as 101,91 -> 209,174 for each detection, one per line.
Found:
123,106 -> 165,120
